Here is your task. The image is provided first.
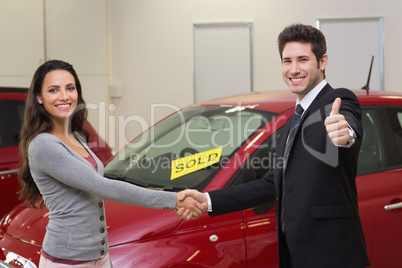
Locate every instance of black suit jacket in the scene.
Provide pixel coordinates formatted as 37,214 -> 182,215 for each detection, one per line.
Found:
208,84 -> 370,268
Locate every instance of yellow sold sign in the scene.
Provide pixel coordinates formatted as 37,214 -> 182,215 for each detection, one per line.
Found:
171,147 -> 222,180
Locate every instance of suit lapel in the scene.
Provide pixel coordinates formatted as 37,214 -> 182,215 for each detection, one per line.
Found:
300,84 -> 333,123
278,84 -> 334,176
288,84 -> 333,144
274,118 -> 292,192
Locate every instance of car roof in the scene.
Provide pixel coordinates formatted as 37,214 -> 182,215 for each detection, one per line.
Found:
0,87 -> 28,93
197,89 -> 402,114
354,89 -> 402,106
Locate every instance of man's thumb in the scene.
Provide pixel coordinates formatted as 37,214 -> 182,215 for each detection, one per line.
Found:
330,98 -> 341,116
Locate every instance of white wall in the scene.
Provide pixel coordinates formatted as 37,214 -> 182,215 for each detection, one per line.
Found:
2,1 -> 401,151
107,0 -> 402,150
0,0 -> 110,149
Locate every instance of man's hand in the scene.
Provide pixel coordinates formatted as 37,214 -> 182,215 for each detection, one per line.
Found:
324,98 -> 351,145
175,190 -> 207,220
175,189 -> 207,220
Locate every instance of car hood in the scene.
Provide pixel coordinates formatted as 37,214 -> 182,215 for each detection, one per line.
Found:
0,200 -> 182,247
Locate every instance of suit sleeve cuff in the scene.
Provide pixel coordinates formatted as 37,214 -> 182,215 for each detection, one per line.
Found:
334,125 -> 356,148
206,192 -> 212,212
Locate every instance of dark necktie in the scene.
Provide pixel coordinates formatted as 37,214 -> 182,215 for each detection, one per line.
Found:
283,104 -> 304,161
281,104 -> 304,233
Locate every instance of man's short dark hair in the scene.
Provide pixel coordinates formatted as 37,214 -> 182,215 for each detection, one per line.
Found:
277,23 -> 327,66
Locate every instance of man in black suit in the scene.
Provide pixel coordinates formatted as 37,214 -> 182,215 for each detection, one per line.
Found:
177,23 -> 370,268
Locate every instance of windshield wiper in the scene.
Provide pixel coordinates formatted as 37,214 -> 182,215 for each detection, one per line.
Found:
104,173 -> 149,188
159,185 -> 187,192
104,174 -> 188,191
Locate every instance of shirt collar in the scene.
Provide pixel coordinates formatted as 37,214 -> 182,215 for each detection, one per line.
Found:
296,80 -> 327,113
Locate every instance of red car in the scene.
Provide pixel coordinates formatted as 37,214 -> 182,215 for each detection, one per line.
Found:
1,89 -> 402,267
0,87 -> 113,219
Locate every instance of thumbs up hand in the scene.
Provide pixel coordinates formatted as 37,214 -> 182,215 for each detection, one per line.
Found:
330,97 -> 341,117
324,98 -> 351,145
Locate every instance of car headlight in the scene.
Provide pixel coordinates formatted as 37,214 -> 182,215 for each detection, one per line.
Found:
0,250 -> 37,268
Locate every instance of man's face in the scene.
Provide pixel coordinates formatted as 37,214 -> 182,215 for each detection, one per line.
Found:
281,41 -> 328,100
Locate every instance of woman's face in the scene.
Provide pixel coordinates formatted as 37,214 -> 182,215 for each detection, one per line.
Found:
36,70 -> 78,123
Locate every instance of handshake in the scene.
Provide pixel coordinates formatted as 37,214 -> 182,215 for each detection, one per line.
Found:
175,189 -> 208,220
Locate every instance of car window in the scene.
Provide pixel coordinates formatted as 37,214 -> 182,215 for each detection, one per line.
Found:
0,100 -> 25,148
225,128 -> 282,215
228,128 -> 282,187
385,108 -> 402,160
105,106 -> 277,191
357,109 -> 386,173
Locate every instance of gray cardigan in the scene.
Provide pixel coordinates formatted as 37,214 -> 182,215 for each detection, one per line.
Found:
28,133 -> 177,261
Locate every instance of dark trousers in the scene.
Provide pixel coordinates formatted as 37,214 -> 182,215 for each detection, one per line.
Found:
282,233 -> 293,268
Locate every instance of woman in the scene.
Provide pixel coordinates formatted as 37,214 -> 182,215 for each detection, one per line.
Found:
18,60 -> 205,267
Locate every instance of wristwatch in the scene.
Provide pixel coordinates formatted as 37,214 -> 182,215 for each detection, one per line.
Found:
345,126 -> 356,148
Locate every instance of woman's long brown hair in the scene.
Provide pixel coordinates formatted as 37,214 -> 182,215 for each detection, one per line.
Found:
18,60 -> 88,208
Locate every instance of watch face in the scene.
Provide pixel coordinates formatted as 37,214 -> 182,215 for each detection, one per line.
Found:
341,127 -> 356,148
349,136 -> 356,145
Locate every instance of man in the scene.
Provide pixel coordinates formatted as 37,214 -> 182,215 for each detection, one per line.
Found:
177,23 -> 370,268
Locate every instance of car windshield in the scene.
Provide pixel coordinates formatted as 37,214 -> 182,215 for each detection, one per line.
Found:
105,105 -> 277,191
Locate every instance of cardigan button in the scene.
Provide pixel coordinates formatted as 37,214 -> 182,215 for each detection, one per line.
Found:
102,239 -> 106,245
98,202 -> 103,208
100,216 -> 105,221
100,228 -> 105,233
101,250 -> 105,255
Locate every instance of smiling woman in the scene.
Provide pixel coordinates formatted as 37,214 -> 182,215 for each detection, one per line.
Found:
35,70 -> 90,158
15,59 -> 206,268
18,60 -> 89,208
36,70 -> 78,124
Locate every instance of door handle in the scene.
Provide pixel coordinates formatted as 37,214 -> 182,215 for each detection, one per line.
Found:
384,202 -> 402,211
0,169 -> 18,180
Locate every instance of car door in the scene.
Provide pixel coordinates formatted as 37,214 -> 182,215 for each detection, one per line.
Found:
357,107 -> 402,267
227,130 -> 281,267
